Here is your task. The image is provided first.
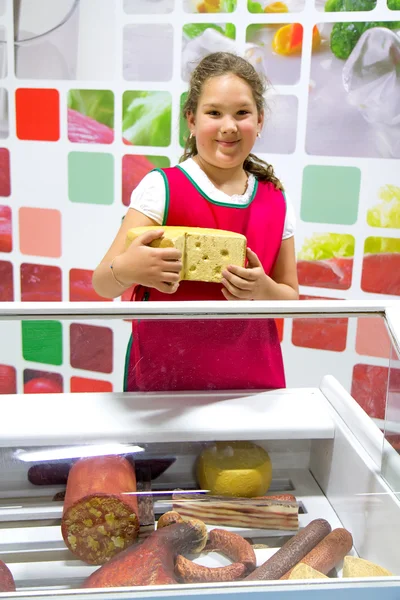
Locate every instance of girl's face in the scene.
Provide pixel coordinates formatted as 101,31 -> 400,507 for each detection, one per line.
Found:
187,73 -> 263,170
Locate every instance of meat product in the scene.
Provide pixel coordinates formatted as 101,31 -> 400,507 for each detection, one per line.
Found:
0,205 -> 12,253
172,493 -> 298,530
82,520 -> 208,588
175,556 -> 246,583
0,260 -> 13,301
157,511 -> 184,529
61,456 -> 139,565
245,518 -> 332,580
0,149 -> 11,197
361,253 -> 400,296
208,529 -> 256,573
297,257 -> 353,290
280,528 -> 353,579
29,462 -> 72,486
0,560 -> 15,592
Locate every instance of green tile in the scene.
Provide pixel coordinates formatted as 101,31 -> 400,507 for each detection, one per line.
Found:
68,152 -> 114,205
301,165 -> 361,225
22,321 -> 63,366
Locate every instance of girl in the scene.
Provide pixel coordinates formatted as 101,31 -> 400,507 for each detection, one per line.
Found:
93,52 -> 299,393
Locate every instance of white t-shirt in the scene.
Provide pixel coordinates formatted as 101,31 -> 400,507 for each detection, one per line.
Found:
129,157 -> 295,240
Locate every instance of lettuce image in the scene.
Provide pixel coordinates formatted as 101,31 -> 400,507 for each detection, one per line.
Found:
367,185 -> 400,229
183,23 -> 236,39
68,90 -> 114,128
122,91 -> 172,147
298,233 -> 355,260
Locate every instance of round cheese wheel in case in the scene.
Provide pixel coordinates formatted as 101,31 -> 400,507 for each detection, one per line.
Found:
61,456 -> 139,565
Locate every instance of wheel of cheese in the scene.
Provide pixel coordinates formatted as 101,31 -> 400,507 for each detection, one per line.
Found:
196,441 -> 272,498
343,556 -> 392,577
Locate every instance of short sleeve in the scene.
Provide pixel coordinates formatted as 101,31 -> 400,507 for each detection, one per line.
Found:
129,170 -> 166,225
282,193 -> 296,240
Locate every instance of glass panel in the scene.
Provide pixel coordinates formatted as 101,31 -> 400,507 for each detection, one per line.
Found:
382,341 -> 400,500
0,308 -> 399,593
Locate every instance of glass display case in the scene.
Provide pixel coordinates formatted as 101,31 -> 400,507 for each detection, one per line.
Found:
0,299 -> 399,600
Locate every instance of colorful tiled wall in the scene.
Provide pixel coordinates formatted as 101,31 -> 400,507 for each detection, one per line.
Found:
0,0 -> 399,418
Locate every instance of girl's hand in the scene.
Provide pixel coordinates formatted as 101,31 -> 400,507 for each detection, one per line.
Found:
221,248 -> 268,301
113,229 -> 183,294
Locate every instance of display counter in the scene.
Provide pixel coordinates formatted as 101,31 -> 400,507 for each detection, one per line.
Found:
0,300 -> 399,599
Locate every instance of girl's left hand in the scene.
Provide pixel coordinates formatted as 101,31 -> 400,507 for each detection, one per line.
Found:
221,248 -> 268,300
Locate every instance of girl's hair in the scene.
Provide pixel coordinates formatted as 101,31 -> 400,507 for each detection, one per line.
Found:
179,51 -> 283,191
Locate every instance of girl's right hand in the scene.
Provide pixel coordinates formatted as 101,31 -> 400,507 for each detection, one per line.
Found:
113,229 -> 183,294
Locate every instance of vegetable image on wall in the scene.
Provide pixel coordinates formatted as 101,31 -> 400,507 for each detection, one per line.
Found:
0,364 -> 16,395
297,233 -> 355,290
184,0 -> 237,11
248,0 -> 305,12
307,6 -> 400,158
122,91 -> 172,147
361,185 -> 400,296
245,22 -> 315,84
67,90 -> 115,144
181,23 -> 236,81
316,0 -> 377,10
23,369 -> 63,394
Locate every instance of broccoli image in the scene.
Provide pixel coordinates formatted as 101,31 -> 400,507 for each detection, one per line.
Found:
325,0 -> 376,10
324,0 -> 400,59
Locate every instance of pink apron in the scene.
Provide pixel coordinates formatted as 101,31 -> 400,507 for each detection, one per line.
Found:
124,166 -> 286,392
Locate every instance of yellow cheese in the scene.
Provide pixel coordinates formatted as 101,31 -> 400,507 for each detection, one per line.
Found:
288,564 -> 329,580
342,556 -> 393,578
196,441 -> 273,498
126,226 -> 246,283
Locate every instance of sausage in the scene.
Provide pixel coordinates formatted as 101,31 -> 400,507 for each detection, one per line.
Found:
158,511 -> 184,529
61,456 -> 140,565
28,462 -> 72,486
175,556 -> 246,583
175,528 -> 256,583
0,560 -> 15,592
246,518 -> 332,580
83,520 -> 208,588
280,528 -> 353,579
209,529 -> 256,573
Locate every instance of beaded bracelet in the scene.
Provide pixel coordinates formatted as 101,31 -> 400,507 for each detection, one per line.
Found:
110,257 -> 127,288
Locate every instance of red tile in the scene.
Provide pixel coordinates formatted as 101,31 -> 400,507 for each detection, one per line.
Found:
24,369 -> 63,394
292,295 -> 348,352
70,376 -> 113,393
361,252 -> 400,296
297,257 -> 353,290
0,365 -> 17,394
0,149 -> 11,197
70,323 -> 113,373
351,364 -> 388,420
16,88 -> 60,141
21,263 -> 62,302
0,260 -> 13,301
69,269 -> 112,302
0,205 -> 12,252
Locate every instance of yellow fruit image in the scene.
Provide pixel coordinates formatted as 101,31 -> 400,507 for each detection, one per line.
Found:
196,441 -> 272,497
